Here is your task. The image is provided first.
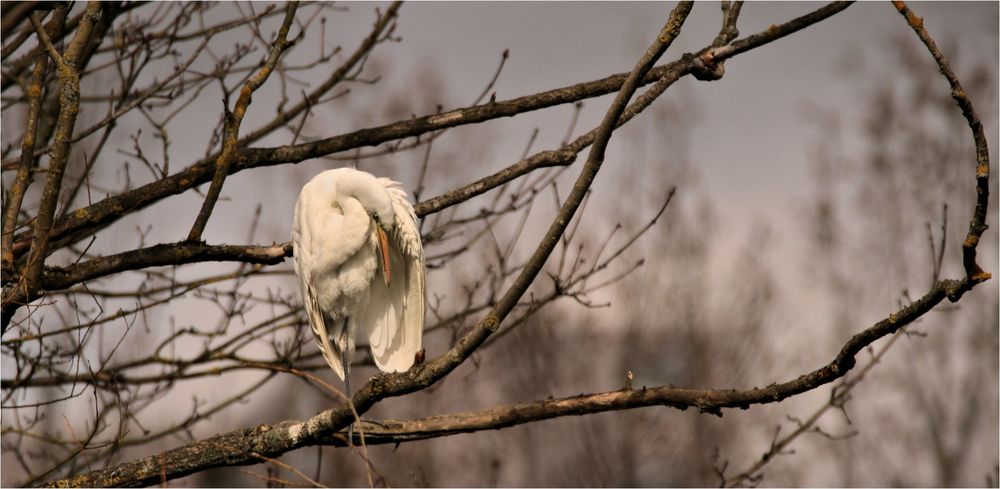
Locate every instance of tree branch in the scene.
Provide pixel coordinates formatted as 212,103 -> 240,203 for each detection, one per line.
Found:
1,241 -> 290,318
42,242 -> 292,291
891,0 -> 991,284
43,273 -> 983,487
186,1 -> 299,242
27,11 -> 66,68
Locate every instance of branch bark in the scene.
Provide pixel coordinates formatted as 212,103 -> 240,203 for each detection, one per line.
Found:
43,241 -> 292,290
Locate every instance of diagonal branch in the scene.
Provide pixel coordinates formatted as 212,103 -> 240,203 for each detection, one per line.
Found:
27,11 -> 66,67
186,1 -> 299,242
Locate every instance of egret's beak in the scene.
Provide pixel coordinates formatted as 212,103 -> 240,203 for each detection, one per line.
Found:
375,224 -> 391,287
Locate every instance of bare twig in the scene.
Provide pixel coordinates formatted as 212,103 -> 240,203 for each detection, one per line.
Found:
724,324 -> 907,486
239,2 -> 401,147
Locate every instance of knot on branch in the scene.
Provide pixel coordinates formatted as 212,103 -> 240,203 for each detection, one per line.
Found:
684,49 -> 728,81
941,278 -> 969,302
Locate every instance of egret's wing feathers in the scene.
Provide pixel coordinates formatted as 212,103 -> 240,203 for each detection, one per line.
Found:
292,191 -> 347,381
309,285 -> 347,380
362,241 -> 405,367
364,179 -> 425,372
293,247 -> 346,380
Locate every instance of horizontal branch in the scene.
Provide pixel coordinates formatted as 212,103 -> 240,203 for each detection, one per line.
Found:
2,240 -> 291,334
42,241 -> 292,291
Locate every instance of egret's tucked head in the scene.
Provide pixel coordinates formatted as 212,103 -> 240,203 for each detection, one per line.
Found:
332,168 -> 395,286
335,169 -> 395,229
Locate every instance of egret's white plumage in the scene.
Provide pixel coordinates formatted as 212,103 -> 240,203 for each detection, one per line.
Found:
292,168 -> 425,384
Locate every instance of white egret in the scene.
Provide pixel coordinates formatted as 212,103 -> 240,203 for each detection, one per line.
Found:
292,168 -> 425,396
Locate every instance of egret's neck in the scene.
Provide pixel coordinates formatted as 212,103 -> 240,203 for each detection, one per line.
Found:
329,197 -> 369,260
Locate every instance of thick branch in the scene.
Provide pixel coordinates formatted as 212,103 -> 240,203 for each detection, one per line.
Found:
43,242 -> 292,291
1,241 -> 289,314
45,273 -> 983,488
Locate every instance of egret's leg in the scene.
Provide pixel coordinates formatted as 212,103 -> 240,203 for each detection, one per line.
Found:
337,319 -> 354,444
